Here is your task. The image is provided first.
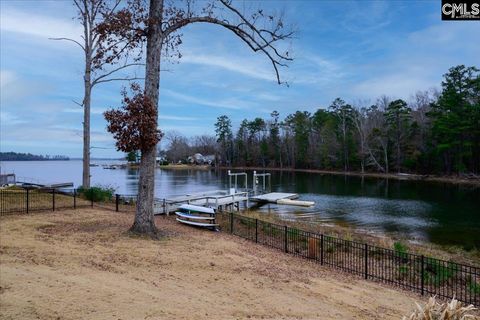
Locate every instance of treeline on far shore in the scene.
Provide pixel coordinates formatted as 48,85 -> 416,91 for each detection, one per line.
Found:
210,65 -> 479,176
0,152 -> 70,161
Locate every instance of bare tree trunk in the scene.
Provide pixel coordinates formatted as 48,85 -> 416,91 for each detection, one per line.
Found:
131,0 -> 163,235
343,126 -> 348,172
82,76 -> 91,188
82,4 -> 92,189
132,148 -> 157,233
341,116 -> 348,172
383,143 -> 389,174
366,145 -> 385,172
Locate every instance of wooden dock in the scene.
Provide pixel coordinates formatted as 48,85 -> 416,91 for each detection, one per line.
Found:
250,192 -> 299,204
159,190 -> 249,215
156,188 -> 312,215
14,176 -> 73,188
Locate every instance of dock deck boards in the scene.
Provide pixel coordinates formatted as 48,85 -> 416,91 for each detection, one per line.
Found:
189,196 -> 248,207
250,192 -> 298,203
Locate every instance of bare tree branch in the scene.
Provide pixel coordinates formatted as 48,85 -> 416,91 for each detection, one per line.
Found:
72,99 -> 84,107
49,37 -> 85,50
164,17 -> 290,84
161,1 -> 293,84
92,63 -> 145,85
94,76 -> 144,85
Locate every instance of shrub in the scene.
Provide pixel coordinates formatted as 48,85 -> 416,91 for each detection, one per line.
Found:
402,297 -> 476,320
78,185 -> 115,202
394,241 -> 408,254
424,258 -> 457,286
394,241 -> 409,260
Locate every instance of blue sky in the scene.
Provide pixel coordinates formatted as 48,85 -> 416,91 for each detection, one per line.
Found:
1,0 -> 479,158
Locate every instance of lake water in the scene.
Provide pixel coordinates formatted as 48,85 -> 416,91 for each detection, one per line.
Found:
1,160 -> 479,249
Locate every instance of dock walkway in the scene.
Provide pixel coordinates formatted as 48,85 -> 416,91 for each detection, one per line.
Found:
159,190 -> 249,215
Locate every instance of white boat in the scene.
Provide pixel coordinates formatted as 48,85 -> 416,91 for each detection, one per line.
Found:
178,204 -> 215,214
175,204 -> 218,229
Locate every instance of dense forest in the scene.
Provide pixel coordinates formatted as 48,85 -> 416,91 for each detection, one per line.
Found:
161,65 -> 478,176
0,152 -> 70,161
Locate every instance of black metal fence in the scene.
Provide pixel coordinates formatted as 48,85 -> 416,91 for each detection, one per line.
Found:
113,194 -> 138,212
217,212 -> 480,306
0,188 -> 93,214
1,190 -> 153,214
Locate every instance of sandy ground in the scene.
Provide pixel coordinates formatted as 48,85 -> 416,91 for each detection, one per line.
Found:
0,208 -> 425,319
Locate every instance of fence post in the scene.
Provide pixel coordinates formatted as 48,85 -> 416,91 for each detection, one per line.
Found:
73,189 -> 76,209
284,225 -> 288,253
52,188 -> 56,211
255,219 -> 258,243
421,255 -> 425,295
320,234 -> 324,265
26,189 -> 29,213
115,194 -> 119,212
230,212 -> 233,234
364,243 -> 368,279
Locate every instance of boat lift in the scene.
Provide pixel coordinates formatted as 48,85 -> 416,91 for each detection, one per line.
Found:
227,170 -> 247,194
253,171 -> 271,196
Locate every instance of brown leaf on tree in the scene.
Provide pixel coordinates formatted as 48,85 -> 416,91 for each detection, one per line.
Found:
104,83 -> 162,153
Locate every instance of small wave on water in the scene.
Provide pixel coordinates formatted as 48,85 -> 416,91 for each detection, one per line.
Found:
254,193 -> 437,241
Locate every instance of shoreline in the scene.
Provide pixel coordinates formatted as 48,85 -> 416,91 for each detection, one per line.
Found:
158,164 -> 212,170
240,210 -> 480,266
219,166 -> 480,186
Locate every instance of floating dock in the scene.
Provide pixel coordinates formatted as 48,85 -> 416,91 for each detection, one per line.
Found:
250,192 -> 314,207
250,192 -> 299,204
277,198 -> 315,207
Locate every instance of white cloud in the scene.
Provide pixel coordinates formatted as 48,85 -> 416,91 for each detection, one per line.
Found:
0,8 -> 82,41
161,125 -> 212,136
351,73 -> 436,100
0,111 -> 27,125
0,71 -> 56,109
181,53 -> 276,82
158,115 -> 197,121
64,107 -> 198,121
0,70 -> 16,89
162,89 -> 245,110
340,1 -> 392,34
288,51 -> 347,86
349,22 -> 479,100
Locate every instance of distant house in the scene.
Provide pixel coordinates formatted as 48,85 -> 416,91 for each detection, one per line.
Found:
204,155 -> 215,165
156,156 -> 167,164
188,153 -> 204,165
187,153 -> 216,165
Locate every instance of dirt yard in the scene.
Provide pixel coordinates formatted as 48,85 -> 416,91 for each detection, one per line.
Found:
0,208 -> 425,319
